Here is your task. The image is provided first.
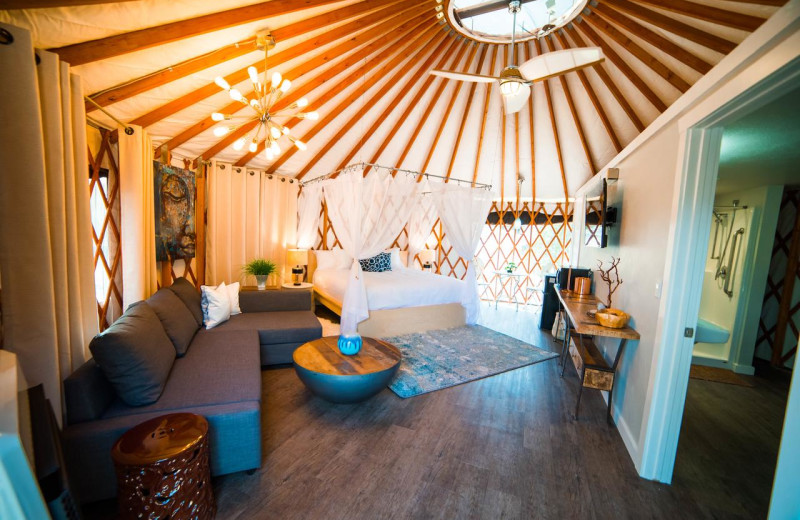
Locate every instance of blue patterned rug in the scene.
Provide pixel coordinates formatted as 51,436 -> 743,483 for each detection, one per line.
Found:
382,325 -> 558,398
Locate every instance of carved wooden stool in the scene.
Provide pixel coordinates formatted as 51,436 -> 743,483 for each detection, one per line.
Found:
112,413 -> 215,520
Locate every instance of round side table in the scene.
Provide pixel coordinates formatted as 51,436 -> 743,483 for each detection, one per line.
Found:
112,413 -> 215,520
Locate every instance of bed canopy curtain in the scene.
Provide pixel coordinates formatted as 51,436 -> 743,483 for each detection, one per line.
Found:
0,23 -> 98,423
206,162 -> 298,286
431,185 -> 494,324
406,179 -> 438,268
295,183 -> 322,250
321,170 -> 418,335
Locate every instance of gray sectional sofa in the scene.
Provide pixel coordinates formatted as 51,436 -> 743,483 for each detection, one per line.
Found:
62,279 -> 322,503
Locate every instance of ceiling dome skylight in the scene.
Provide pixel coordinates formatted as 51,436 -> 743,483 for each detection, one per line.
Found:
444,0 -> 588,44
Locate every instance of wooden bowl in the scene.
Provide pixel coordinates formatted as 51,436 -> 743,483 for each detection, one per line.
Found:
595,308 -> 630,329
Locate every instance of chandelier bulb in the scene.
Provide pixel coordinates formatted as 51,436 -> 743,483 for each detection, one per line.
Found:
270,126 -> 281,139
214,76 -> 230,90
294,139 -> 307,151
233,137 -> 246,151
271,72 -> 282,89
213,126 -> 229,137
270,140 -> 281,155
249,140 -> 258,153
282,126 -> 291,135
211,112 -> 225,122
250,99 -> 260,110
280,79 -> 291,93
265,148 -> 274,161
296,97 -> 308,108
304,111 -> 319,121
247,66 -> 259,85
229,88 -> 244,102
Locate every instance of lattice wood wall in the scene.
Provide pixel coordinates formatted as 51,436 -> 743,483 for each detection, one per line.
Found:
757,188 -> 800,368
87,127 -> 122,330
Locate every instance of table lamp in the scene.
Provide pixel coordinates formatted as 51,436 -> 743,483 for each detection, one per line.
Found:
419,249 -> 435,272
287,249 -> 308,285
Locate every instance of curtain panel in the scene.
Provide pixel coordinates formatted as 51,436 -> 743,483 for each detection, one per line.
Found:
0,24 -> 98,423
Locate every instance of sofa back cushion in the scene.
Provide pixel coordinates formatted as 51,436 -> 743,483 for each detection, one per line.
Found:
147,288 -> 199,356
89,302 -> 175,406
239,289 -> 311,313
63,358 -> 116,424
167,277 -> 203,326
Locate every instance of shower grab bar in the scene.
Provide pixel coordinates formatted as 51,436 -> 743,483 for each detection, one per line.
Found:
724,228 -> 745,297
710,215 -> 722,259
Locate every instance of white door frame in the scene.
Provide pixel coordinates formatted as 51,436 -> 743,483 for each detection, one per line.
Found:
638,52 -> 800,482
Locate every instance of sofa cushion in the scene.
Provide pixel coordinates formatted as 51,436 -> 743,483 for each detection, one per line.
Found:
146,288 -> 199,356
102,329 -> 261,419
212,311 -> 322,345
89,302 -> 175,407
239,290 -> 311,313
167,277 -> 203,326
64,359 -> 116,424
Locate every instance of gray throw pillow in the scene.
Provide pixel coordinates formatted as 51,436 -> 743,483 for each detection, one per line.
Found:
89,302 -> 175,407
167,278 -> 204,326
147,288 -> 199,357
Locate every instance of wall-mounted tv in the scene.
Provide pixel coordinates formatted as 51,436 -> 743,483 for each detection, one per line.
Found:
584,179 -> 616,248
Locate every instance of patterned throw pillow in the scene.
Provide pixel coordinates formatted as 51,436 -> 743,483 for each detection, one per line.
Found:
359,252 -> 392,272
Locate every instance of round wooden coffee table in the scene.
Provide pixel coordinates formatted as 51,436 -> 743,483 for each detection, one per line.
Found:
293,336 -> 402,403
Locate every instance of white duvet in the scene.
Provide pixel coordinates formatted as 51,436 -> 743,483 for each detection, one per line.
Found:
313,267 -> 465,311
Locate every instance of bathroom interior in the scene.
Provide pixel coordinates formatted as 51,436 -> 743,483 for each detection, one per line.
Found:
672,85 -> 800,517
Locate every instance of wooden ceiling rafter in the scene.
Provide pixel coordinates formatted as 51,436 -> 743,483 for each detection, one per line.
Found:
534,39 -> 569,199
514,44 -> 521,213
132,1 -> 427,129
575,16 -> 668,111
85,0 -> 408,112
259,22 -> 441,172
552,30 -> 621,152
583,10 -> 691,93
564,25 -> 645,131
499,44 -> 508,208
182,9 -> 432,159
362,38 -> 470,177
444,44 -> 490,181
472,44 -> 499,186
523,42 -> 536,202
591,2 -> 712,74
630,0 -> 766,32
51,0 -> 345,66
604,0 -> 736,54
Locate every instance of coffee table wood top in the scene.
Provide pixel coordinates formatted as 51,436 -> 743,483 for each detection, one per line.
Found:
293,337 -> 401,376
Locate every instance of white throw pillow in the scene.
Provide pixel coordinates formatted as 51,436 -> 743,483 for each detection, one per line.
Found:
225,281 -> 241,315
386,247 -> 405,271
315,249 -> 352,270
201,281 -> 231,329
334,249 -> 353,269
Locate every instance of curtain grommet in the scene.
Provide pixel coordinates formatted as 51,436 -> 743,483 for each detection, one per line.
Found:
0,28 -> 13,45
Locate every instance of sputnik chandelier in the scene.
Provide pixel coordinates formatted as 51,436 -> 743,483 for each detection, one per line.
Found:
211,31 -> 318,161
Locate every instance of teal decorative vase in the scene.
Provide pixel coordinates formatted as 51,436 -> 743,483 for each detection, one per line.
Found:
338,334 -> 362,356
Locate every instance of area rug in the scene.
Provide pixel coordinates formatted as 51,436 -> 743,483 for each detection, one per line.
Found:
382,325 -> 558,398
689,365 -> 755,387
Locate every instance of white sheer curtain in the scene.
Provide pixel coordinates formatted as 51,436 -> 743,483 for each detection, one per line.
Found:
0,25 -> 98,423
296,183 -> 322,250
118,124 -> 157,307
322,171 -> 418,334
207,163 -> 298,285
406,183 -> 438,268
432,184 -> 495,324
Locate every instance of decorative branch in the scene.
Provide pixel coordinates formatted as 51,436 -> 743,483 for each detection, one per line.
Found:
596,256 -> 623,309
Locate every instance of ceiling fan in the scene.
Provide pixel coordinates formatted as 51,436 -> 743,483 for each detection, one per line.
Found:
431,0 -> 604,114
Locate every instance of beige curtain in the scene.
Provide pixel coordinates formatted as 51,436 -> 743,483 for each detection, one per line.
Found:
118,124 -> 157,308
207,162 -> 298,286
0,24 -> 98,423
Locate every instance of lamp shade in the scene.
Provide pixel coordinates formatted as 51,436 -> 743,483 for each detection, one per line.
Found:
418,249 -> 436,265
287,249 -> 308,266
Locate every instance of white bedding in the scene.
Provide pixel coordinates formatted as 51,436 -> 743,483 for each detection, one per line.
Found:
313,267 -> 465,311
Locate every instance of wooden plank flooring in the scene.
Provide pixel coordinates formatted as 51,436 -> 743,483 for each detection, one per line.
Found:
83,303 -> 789,519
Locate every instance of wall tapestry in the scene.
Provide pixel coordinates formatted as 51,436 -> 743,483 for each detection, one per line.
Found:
154,161 -> 196,261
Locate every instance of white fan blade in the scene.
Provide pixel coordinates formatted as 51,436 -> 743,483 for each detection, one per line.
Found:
430,69 -> 497,83
502,84 -> 530,115
519,47 -> 604,82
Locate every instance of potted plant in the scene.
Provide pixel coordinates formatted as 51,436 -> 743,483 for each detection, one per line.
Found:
243,258 -> 276,290
505,262 -> 516,274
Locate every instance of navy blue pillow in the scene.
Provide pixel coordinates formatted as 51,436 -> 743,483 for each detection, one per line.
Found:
360,252 -> 392,272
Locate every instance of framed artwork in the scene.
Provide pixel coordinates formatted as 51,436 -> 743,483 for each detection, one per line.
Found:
154,161 -> 196,261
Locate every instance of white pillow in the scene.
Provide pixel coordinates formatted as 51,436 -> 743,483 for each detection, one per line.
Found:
334,249 -> 353,269
201,281 -> 231,329
386,247 -> 405,271
314,250 -> 338,270
225,281 -> 241,315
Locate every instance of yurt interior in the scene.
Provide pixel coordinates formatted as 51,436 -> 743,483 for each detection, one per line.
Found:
1,1 -> 799,519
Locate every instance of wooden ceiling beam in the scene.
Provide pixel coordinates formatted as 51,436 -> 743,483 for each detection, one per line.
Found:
288,26 -> 446,176
363,39 -> 469,177
552,30 -> 621,152
535,39 -> 568,199
131,2 -> 425,129
500,44 -> 507,205
592,2 -> 712,74
563,25 -> 645,131
329,35 -> 459,175
390,41 -> 473,173
444,44 -> 490,181
604,0 -> 736,54
542,37 -> 596,175
630,0 -> 766,32
584,10 -> 690,93
523,42 -> 536,201
86,0 -> 407,112
1,0 -> 138,8
472,44 -> 499,187
51,0 -> 344,66
575,19 -> 667,111
169,9 -> 429,156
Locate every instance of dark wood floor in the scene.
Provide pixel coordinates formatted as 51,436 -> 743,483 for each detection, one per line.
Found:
84,304 -> 790,519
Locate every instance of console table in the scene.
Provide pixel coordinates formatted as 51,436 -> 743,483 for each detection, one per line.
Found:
555,287 -> 640,425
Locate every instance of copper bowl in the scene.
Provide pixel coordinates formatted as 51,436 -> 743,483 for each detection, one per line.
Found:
595,308 -> 630,329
